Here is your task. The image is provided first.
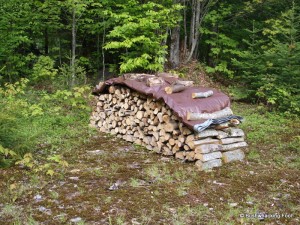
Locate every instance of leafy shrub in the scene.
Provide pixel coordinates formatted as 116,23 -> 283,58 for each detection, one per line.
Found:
31,56 -> 57,84
0,78 -> 92,168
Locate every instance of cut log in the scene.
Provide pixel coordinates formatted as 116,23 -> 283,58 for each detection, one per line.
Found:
146,77 -> 164,87
196,129 -> 218,139
195,144 -> 223,154
165,84 -> 187,94
164,122 -> 178,132
195,159 -> 222,171
224,128 -> 245,137
220,137 -> 244,145
187,107 -> 233,120
162,115 -> 170,123
216,130 -> 228,139
175,151 -> 185,160
192,90 -> 213,98
194,151 -> 222,162
191,138 -> 220,149
172,145 -> 180,153
157,113 -> 163,123
222,149 -> 245,163
136,111 -> 144,120
185,151 -> 195,161
175,80 -> 194,86
222,142 -> 248,151
108,86 -> 116,94
162,146 -> 173,156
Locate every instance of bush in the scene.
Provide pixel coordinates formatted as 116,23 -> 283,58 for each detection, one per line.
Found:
31,56 -> 57,84
0,78 -> 92,168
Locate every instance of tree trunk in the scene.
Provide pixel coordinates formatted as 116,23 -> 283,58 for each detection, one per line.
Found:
102,17 -> 106,81
71,7 -> 76,87
44,28 -> 49,55
183,0 -> 188,59
169,26 -> 180,68
184,0 -> 215,63
185,0 -> 201,63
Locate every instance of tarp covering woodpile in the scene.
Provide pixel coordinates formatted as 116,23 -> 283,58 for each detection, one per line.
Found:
92,73 -> 231,129
91,73 -> 247,171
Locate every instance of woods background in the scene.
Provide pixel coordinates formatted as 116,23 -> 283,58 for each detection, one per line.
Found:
0,0 -> 299,113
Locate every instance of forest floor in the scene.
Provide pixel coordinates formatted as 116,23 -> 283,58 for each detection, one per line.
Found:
1,104 -> 299,225
0,69 -> 300,224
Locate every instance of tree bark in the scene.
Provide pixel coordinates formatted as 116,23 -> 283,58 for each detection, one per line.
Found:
71,6 -> 76,87
169,26 -> 180,68
44,28 -> 49,55
184,0 -> 216,63
102,17 -> 106,81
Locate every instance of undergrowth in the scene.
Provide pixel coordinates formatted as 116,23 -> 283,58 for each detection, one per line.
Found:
0,78 -> 94,168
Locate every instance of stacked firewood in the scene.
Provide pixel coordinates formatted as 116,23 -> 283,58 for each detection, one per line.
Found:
90,85 -> 247,170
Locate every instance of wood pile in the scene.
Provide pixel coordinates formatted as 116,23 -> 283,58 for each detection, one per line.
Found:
90,85 -> 247,171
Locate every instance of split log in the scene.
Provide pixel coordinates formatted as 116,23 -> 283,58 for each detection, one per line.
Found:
224,128 -> 245,137
164,122 -> 178,132
175,151 -> 185,160
185,151 -> 195,161
189,138 -> 220,149
175,80 -> 194,86
194,144 -> 223,154
216,131 -> 228,139
222,142 -> 248,151
195,159 -> 222,171
196,129 -> 218,139
194,151 -> 222,162
222,149 -> 245,163
146,77 -> 164,87
219,137 -> 244,145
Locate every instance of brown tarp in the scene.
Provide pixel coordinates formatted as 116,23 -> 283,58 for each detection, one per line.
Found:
93,73 -> 231,129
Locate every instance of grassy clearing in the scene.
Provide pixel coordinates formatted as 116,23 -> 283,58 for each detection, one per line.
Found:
0,83 -> 299,224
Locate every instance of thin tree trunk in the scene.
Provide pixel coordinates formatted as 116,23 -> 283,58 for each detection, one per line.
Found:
183,0 -> 187,58
186,0 -> 200,62
102,17 -> 106,81
169,26 -> 180,68
97,33 -> 100,78
59,35 -> 62,66
71,7 -> 76,87
44,28 -> 49,55
185,0 -> 216,63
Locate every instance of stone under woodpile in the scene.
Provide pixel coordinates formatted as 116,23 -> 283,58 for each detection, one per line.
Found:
90,81 -> 247,171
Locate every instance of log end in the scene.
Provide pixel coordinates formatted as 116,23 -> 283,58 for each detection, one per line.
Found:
165,86 -> 172,94
186,112 -> 191,121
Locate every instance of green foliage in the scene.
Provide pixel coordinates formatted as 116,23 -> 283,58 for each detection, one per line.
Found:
31,56 -> 57,84
15,153 -> 69,177
0,77 -> 92,168
232,2 -> 300,113
57,63 -> 87,88
104,0 -> 182,73
202,3 -> 239,78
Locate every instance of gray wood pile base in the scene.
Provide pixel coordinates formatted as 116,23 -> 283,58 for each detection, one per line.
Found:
90,85 -> 247,171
